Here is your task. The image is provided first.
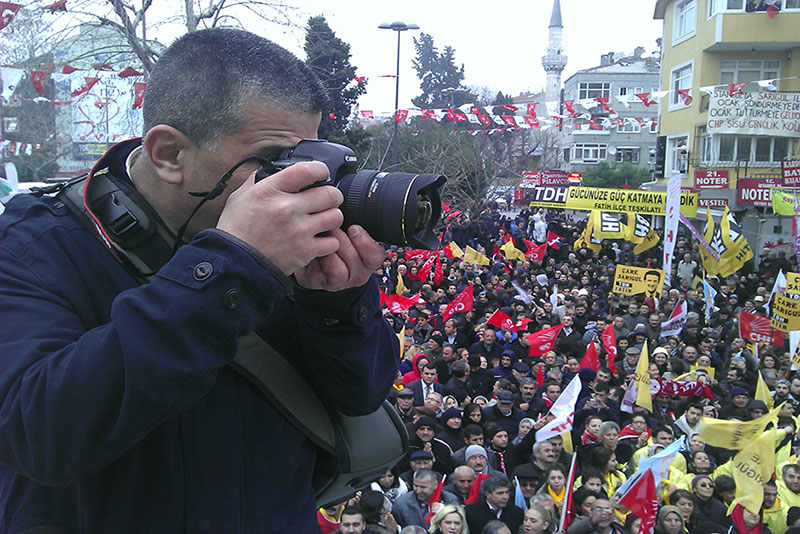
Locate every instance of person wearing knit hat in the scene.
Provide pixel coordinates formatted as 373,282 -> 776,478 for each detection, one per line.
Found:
407,414 -> 454,476
789,506 -> 800,528
435,407 -> 464,452
464,444 -> 492,476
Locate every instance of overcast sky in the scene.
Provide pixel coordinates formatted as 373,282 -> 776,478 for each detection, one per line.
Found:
261,0 -> 665,112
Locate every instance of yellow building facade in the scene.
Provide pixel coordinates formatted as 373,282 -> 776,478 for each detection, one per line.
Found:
654,0 -> 800,254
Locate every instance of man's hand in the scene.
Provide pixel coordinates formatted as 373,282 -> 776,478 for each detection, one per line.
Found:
217,161 -> 345,276
295,225 -> 384,291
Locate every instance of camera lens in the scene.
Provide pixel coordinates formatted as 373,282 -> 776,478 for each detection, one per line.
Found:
336,171 -> 445,250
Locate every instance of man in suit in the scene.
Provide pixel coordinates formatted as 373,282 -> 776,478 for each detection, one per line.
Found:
464,474 -> 524,533
408,363 -> 444,406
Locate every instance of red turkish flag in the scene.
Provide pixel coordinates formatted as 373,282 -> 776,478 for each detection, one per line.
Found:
767,3 -> 779,17
729,82 -> 748,96
30,71 -> 49,94
601,323 -> 618,374
635,92 -> 657,106
563,100 -> 578,117
579,341 -> 600,371
546,231 -> 562,249
394,109 -> 408,122
360,110 -> 374,119
487,309 -> 515,331
70,77 -> 99,98
618,470 -> 658,534
535,363 -> 545,386
329,112 -> 336,119
425,475 -> 446,524
676,88 -> 693,106
61,64 -> 79,74
477,113 -> 491,127
384,293 -> 421,314
354,76 -> 366,82
528,324 -> 563,357
443,286 -> 474,321
635,117 -> 647,127
132,82 -> 146,109
500,115 -> 517,128
118,66 -> 143,78
526,102 -> 538,118
0,2 -> 22,30
525,243 -> 547,262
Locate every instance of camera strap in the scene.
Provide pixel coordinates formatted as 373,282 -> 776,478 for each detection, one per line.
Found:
53,169 -> 408,507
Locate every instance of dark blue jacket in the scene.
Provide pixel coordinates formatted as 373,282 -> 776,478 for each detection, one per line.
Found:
0,179 -> 398,530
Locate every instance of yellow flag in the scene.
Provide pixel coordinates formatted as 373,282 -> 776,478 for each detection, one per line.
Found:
574,214 -> 601,253
730,430 -> 778,515
718,206 -> 753,278
699,209 -> 720,277
592,211 -> 628,240
464,246 -> 490,266
561,431 -> 573,455
446,241 -> 464,259
500,239 -> 526,261
699,405 -> 781,450
396,272 -> 408,295
397,328 -> 406,357
634,342 -> 652,412
755,371 -> 774,410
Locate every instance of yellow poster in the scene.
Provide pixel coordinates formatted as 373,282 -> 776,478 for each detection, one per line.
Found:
564,187 -> 698,216
699,405 -> 780,450
787,272 -> 800,294
612,265 -> 665,298
770,292 -> 800,332
730,430 -> 778,515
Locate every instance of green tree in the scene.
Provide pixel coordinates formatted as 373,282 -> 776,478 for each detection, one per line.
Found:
304,15 -> 367,149
411,33 -> 474,109
581,161 -> 652,189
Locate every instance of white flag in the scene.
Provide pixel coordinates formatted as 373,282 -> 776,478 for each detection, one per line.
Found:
766,269 -> 786,315
702,279 -> 718,323
620,379 -> 637,414
536,375 -> 582,443
662,173 -> 682,287
614,436 -> 685,497
0,67 -> 23,103
661,300 -> 688,337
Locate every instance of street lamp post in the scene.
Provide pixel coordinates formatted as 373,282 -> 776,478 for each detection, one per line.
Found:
379,21 -> 419,169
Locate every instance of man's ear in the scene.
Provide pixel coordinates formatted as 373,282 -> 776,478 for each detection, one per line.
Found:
143,125 -> 195,185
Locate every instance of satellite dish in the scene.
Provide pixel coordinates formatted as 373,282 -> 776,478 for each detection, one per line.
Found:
608,147 -> 617,155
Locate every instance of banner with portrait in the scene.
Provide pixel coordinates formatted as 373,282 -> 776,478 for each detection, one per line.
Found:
612,265 -> 665,298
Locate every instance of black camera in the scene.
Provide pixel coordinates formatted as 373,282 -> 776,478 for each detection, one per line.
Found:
254,139 -> 446,250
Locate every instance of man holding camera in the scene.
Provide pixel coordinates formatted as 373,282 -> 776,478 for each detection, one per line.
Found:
0,28 -> 398,532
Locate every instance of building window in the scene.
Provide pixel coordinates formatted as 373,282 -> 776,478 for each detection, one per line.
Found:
563,148 -> 571,163
673,0 -> 696,43
667,135 -> 689,174
670,61 -> 693,110
650,120 -> 659,134
618,87 -> 628,97
617,121 -> 641,133
714,134 -> 789,163
708,0 -> 745,16
578,83 -> 610,99
786,0 -> 800,10
615,148 -> 640,164
719,60 -> 780,89
572,144 -> 608,163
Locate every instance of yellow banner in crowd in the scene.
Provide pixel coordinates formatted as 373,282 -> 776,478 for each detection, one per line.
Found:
612,265 -> 665,298
730,430 -> 778,515
464,246 -> 490,266
770,292 -> 800,332
771,187 -> 798,216
699,405 -> 780,450
787,272 -> 800,294
634,343 -> 652,412
564,187 -> 698,216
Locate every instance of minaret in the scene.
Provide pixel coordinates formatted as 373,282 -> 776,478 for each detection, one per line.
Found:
541,0 -> 568,103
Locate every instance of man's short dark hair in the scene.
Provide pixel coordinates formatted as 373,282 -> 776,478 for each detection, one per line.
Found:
463,424 -> 483,439
340,505 -> 364,522
594,382 -> 610,394
483,474 -> 511,494
653,424 -> 674,437
482,520 -> 510,534
423,362 -> 437,371
143,28 -> 328,147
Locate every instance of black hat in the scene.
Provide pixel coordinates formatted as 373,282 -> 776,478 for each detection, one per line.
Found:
409,450 -> 434,462
496,390 -> 514,404
415,416 -> 437,431
468,355 -> 482,368
429,333 -> 445,346
512,361 -> 530,373
397,387 -> 414,398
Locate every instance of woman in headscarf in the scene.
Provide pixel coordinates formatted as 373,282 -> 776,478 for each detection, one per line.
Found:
728,503 -> 770,534
655,505 -> 688,534
402,353 -> 431,385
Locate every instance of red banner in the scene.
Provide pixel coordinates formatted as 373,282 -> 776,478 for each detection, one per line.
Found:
525,243 -> 547,262
694,170 -> 729,189
383,294 -> 420,314
783,160 -> 800,186
528,324 -> 563,357
654,379 -> 713,400
737,178 -> 781,207
443,286 -> 473,321
601,323 -> 618,374
739,310 -> 785,346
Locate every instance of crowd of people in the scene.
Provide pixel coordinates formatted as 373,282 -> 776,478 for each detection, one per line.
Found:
319,204 -> 800,534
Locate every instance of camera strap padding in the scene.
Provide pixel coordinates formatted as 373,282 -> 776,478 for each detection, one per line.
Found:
54,172 -> 408,508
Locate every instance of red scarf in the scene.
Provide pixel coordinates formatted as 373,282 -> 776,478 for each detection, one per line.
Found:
582,430 -> 599,445
730,505 -> 763,534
